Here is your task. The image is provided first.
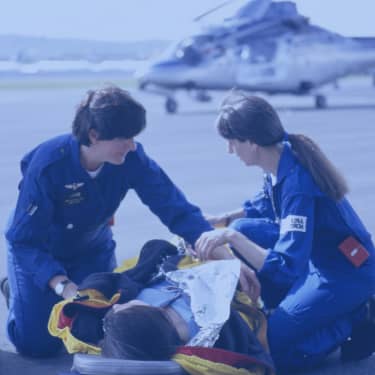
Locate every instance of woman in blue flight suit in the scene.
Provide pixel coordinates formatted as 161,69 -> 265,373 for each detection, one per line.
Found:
195,93 -> 375,372
4,86 -> 212,357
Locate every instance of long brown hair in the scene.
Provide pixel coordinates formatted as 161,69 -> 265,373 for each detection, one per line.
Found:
216,92 -> 348,201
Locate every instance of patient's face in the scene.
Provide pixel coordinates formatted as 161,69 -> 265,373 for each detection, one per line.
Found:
113,299 -> 150,313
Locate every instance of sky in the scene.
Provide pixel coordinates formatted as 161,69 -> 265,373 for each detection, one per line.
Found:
0,0 -> 374,42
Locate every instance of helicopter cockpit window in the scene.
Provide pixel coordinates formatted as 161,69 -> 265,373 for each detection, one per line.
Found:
173,37 -> 206,65
174,35 -> 222,65
240,40 -> 277,63
175,45 -> 202,65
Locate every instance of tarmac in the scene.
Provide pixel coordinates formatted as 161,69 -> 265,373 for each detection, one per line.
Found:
0,74 -> 374,374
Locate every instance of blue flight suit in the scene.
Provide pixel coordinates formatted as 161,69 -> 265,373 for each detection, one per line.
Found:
230,145 -> 375,372
5,134 -> 211,357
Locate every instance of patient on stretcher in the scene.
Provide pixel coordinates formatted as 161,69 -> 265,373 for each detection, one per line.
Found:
100,258 -> 242,360
49,240 -> 274,374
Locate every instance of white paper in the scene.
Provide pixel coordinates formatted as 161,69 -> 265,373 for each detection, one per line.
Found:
166,258 -> 241,347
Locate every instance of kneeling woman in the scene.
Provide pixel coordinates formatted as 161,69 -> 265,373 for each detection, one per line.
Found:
195,93 -> 375,372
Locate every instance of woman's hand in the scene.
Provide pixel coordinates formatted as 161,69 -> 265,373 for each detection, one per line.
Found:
238,263 -> 261,302
49,275 -> 78,299
195,228 -> 236,261
62,281 -> 78,300
204,214 -> 229,227
205,209 -> 245,228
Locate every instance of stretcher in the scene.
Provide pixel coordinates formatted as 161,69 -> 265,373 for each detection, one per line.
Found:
71,354 -> 185,375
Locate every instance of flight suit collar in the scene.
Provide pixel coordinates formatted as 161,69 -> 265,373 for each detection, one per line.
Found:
69,135 -> 93,181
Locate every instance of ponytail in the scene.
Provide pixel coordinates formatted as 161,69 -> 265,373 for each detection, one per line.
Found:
288,134 -> 348,201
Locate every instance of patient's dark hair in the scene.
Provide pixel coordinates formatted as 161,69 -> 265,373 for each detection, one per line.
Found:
101,305 -> 181,360
216,91 -> 348,201
72,86 -> 146,146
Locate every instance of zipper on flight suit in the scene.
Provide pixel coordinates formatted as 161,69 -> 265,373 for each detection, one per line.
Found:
264,174 -> 280,224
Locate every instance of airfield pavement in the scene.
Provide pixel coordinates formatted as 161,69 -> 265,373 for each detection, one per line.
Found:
0,74 -> 374,374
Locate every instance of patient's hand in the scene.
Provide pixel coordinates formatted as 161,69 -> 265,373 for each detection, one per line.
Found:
239,264 -> 261,302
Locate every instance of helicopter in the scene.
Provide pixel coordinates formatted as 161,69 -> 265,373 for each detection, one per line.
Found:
137,0 -> 375,114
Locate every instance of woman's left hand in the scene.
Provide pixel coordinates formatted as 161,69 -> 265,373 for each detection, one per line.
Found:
239,264 -> 261,302
195,228 -> 233,261
62,281 -> 78,300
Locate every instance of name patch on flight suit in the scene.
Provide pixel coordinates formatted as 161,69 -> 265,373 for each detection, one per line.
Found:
64,192 -> 84,205
280,215 -> 307,234
64,182 -> 85,205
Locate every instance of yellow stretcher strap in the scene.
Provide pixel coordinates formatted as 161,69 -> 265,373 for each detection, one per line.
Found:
48,292 -> 120,355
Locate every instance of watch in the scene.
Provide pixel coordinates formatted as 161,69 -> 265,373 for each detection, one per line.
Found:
54,279 -> 71,296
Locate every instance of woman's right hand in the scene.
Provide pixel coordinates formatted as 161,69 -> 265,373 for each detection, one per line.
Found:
205,208 -> 245,228
204,214 -> 229,227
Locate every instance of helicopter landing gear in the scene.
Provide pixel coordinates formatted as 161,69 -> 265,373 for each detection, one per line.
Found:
195,90 -> 212,102
165,97 -> 178,114
315,94 -> 327,109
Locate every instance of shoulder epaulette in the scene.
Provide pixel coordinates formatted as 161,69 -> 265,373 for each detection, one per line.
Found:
21,134 -> 72,177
